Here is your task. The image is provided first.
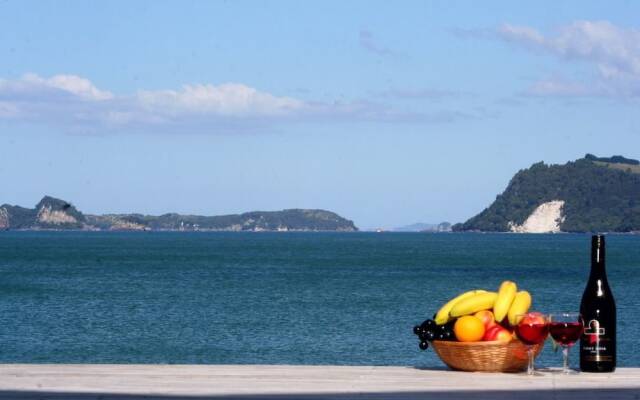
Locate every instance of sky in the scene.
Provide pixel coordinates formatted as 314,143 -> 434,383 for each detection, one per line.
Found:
1,1 -> 639,229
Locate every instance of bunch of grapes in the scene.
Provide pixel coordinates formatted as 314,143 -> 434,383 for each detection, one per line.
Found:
412,318 -> 455,350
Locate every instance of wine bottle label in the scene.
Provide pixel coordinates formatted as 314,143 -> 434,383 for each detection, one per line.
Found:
584,319 -> 605,339
581,319 -> 613,362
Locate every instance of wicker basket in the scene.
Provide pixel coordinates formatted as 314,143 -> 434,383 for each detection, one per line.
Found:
431,340 -> 544,372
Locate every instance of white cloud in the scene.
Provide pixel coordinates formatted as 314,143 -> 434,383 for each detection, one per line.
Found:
499,24 -> 545,46
0,73 -> 475,133
0,73 -> 113,101
33,74 -> 114,101
497,21 -> 640,98
137,83 -> 304,117
0,74 -> 310,130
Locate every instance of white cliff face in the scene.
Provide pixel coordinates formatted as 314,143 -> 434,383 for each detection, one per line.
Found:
509,200 -> 565,233
36,205 -> 77,225
0,207 -> 8,228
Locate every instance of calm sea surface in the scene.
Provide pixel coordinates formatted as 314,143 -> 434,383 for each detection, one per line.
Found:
0,232 -> 638,368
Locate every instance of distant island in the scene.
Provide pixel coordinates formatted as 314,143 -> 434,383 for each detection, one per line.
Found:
0,196 -> 358,232
393,222 -> 452,232
453,154 -> 640,233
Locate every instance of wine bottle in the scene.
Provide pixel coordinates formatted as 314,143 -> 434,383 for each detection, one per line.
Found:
579,235 -> 616,372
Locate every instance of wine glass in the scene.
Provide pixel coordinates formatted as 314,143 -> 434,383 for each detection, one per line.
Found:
549,313 -> 584,374
514,312 -> 549,375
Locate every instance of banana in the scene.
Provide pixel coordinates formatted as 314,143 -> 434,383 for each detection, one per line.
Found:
493,280 -> 517,322
434,289 -> 487,325
449,291 -> 498,318
507,290 -> 532,326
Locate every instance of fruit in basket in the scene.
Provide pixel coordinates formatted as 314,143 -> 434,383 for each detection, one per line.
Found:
420,319 -> 435,331
453,315 -> 485,342
449,291 -> 498,318
415,282 -> 535,349
414,319 -> 434,336
482,325 -> 499,341
431,321 -> 455,341
483,325 -> 512,342
520,311 -> 545,325
473,310 -> 497,329
415,318 -> 448,343
423,330 -> 436,341
493,280 -> 517,322
434,289 -> 487,325
419,341 -> 429,350
507,291 -> 532,326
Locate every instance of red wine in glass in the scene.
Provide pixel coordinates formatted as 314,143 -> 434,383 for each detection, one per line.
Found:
549,322 -> 582,346
515,323 -> 549,346
515,313 -> 549,375
550,313 -> 584,374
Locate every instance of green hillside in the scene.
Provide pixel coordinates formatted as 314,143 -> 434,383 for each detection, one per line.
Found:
453,155 -> 640,233
0,196 -> 357,232
0,196 -> 84,229
89,209 -> 357,231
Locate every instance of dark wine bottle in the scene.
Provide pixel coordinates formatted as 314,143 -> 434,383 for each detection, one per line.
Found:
579,235 -> 616,372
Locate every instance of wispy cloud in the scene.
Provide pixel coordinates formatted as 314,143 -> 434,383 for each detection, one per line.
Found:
0,73 -> 475,133
496,21 -> 640,98
526,78 -> 592,97
136,83 -> 304,118
359,30 -> 395,57
0,73 -> 114,102
0,74 -> 306,132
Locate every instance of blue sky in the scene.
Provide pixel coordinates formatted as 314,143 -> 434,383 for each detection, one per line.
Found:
1,1 -> 639,229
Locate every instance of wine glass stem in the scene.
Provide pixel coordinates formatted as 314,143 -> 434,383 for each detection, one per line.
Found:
527,347 -> 534,375
562,346 -> 570,374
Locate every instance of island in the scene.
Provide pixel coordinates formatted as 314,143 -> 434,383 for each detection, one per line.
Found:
453,154 -> 640,233
393,222 -> 452,232
0,196 -> 358,232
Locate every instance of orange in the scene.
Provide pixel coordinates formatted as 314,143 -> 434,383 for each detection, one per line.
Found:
453,315 -> 486,342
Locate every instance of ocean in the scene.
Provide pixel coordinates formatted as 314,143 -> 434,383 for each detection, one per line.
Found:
0,231 -> 638,369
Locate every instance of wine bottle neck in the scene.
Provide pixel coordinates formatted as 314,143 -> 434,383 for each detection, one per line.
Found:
590,235 -> 606,273
591,235 -> 605,264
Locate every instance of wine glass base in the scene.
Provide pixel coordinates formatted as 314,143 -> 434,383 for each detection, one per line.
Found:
542,367 -> 579,375
561,369 -> 579,375
521,370 -> 546,377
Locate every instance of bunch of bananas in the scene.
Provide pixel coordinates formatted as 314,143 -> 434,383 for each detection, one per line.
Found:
434,280 -> 532,326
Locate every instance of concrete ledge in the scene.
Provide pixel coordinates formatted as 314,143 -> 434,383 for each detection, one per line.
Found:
0,364 -> 638,399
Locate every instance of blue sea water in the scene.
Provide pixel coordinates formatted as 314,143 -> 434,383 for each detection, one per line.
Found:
0,231 -> 638,368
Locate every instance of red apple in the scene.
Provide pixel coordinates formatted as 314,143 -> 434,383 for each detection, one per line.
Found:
482,325 -> 512,343
520,312 -> 546,326
482,325 -> 501,341
494,327 -> 513,343
474,310 -> 497,329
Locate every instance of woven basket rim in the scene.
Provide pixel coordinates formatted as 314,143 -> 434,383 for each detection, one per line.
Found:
431,339 -> 543,372
432,339 -> 522,347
